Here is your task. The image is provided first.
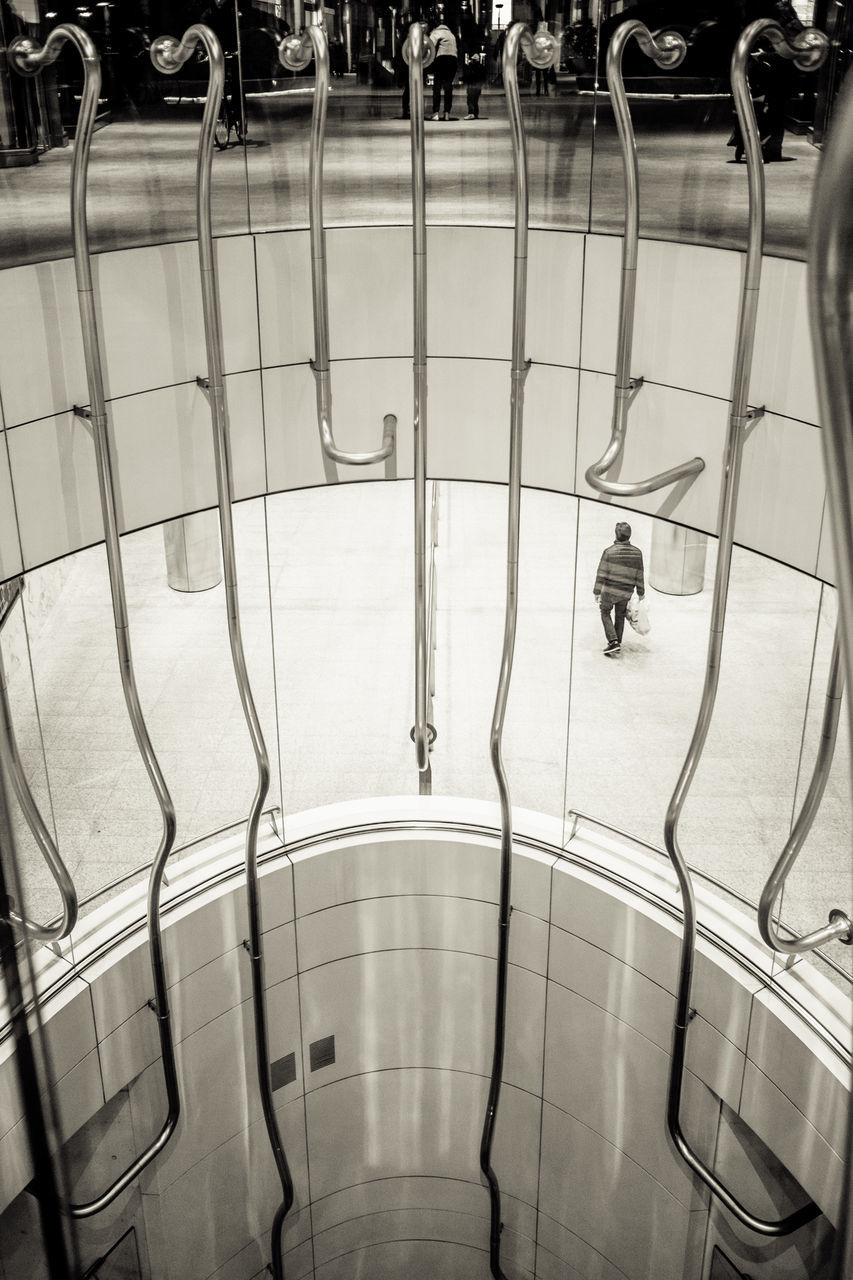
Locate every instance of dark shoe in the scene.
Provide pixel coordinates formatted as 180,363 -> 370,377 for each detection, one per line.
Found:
604,640 -> 620,655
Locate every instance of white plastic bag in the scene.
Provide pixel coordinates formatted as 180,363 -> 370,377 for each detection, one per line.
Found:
634,598 -> 650,635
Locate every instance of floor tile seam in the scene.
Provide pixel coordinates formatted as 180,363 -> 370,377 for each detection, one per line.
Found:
736,1050 -> 847,1158
533,1208 -> 632,1280
292,942 -> 546,979
294,891 -> 550,921
540,1096 -> 704,1212
301,1061 -> 543,1105
310,1199 -> 538,1243
152,1095 -> 305,1198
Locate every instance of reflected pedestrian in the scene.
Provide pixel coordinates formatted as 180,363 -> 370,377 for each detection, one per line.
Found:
430,20 -> 458,120
463,53 -> 486,119
593,521 -> 645,656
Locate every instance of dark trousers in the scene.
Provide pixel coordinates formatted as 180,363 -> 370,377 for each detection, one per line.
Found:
432,55 -> 457,114
599,597 -> 628,645
466,85 -> 482,117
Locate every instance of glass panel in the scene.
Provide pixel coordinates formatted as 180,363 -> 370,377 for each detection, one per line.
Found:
780,583 -> 853,983
20,498 -> 279,921
587,0 -> 831,259
0,0 -> 251,268
565,501 -> 711,852
434,480 -> 575,818
242,6 -> 596,233
267,482 -> 416,815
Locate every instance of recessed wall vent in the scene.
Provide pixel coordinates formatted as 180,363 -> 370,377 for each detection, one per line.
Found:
270,1052 -> 296,1091
309,1035 -> 336,1072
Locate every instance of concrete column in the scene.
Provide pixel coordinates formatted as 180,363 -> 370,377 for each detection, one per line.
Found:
649,523 -> 708,596
163,512 -> 222,593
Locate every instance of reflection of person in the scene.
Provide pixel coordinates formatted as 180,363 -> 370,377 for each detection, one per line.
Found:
430,21 -> 458,119
594,522 -> 645,656
463,53 -> 486,118
727,0 -> 804,162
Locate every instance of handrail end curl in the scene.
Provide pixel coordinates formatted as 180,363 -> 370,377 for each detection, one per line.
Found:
279,30 -> 314,72
8,37 -> 43,76
829,908 -> 853,946
149,36 -> 184,75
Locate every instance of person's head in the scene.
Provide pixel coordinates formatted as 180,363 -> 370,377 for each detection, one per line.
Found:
615,521 -> 631,542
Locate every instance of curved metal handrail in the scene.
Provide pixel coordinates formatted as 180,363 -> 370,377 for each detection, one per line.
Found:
150,28 -> 293,1279
585,21 -> 704,498
661,17 -> 828,1236
0,583 -> 77,943
759,627 -> 852,952
9,25 -> 180,1218
403,21 -> 435,780
479,23 -> 559,1280
278,22 -> 398,472
808,66 -> 853,1280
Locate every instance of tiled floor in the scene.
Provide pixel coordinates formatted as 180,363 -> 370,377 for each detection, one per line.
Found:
5,480 -> 851,986
0,81 -> 820,269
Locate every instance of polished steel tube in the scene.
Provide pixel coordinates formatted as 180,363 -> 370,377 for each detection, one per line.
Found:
151,28 -> 293,1278
0,633 -> 77,943
758,627 -> 852,952
585,21 -> 704,497
279,23 -> 398,471
479,23 -> 558,1280
0,774 -> 77,1279
808,66 -> 853,1280
661,18 -> 828,1236
10,25 -> 180,1218
404,21 -> 434,779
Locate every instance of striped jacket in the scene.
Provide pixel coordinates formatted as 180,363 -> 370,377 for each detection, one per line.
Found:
594,541 -> 645,604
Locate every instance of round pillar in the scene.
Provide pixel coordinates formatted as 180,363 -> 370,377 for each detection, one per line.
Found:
163,511 -> 222,593
649,523 -> 708,596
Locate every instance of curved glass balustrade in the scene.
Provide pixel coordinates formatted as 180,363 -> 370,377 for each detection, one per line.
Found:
2,483 -> 849,993
0,0 -> 846,267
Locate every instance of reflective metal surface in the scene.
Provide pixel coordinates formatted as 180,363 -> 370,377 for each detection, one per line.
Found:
152,27 -> 293,1280
0,583 -> 77,944
10,23 -> 181,1220
661,17 -> 827,1237
585,21 -> 705,498
403,21 -> 434,783
758,627 -> 852,953
808,64 -> 853,1280
279,22 -> 398,475
479,22 -> 558,1280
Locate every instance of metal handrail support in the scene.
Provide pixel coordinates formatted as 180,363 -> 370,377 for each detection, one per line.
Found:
419,480 -> 440,795
404,23 -> 436,781
0,636 -> 77,944
759,627 -> 852,953
585,21 -> 704,498
278,22 -> 398,475
661,18 -> 828,1237
808,68 -> 853,1280
151,28 -> 293,1279
9,26 -> 181,1218
479,23 -> 558,1280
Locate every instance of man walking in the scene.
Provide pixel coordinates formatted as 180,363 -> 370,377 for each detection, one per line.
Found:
593,521 -> 645,656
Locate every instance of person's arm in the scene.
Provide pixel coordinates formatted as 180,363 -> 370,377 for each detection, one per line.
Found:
636,551 -> 645,599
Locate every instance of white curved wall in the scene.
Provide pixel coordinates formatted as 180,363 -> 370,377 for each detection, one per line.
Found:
0,802 -> 846,1280
0,228 -> 834,583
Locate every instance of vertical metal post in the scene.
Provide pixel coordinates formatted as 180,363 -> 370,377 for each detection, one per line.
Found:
479,23 -> 556,1280
807,66 -> 853,1280
9,24 -> 181,1218
151,27 -> 294,1278
661,17 -> 827,1236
